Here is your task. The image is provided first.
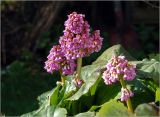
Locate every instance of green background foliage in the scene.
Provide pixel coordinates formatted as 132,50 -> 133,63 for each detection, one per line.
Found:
20,45 -> 159,117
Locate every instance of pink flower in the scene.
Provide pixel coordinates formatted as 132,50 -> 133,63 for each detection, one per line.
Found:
59,12 -> 103,59
102,70 -> 118,85
64,12 -> 85,34
72,78 -> 84,88
61,60 -> 76,75
102,56 -> 136,85
44,45 -> 76,75
59,30 -> 89,59
90,30 -> 103,52
120,88 -> 134,101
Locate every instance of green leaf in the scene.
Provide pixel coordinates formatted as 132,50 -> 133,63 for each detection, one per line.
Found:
155,88 -> 160,102
21,106 -> 55,117
137,78 -> 158,93
62,80 -> 77,99
21,106 -> 67,117
93,44 -> 136,64
96,100 -> 131,117
131,59 -> 160,84
135,103 -> 158,116
94,79 -> 121,105
89,75 -> 101,96
53,107 -> 67,117
75,111 -> 95,117
50,84 -> 61,106
131,90 -> 155,110
148,53 -> 160,61
37,84 -> 61,107
37,89 -> 53,107
56,81 -> 77,107
89,105 -> 101,112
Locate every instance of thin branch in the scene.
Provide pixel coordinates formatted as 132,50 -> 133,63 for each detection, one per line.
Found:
143,0 -> 160,9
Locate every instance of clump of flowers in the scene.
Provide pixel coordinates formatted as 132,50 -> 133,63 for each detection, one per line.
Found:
59,12 -> 103,60
120,88 -> 134,101
72,77 -> 84,88
64,12 -> 85,34
102,55 -> 136,113
102,56 -> 136,85
44,45 -> 76,76
44,12 -> 103,86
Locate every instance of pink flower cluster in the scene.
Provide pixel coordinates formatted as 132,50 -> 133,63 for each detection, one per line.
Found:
120,88 -> 134,101
102,56 -> 136,85
44,12 -> 103,76
72,78 -> 84,88
102,55 -> 136,101
44,45 -> 76,75
64,12 -> 85,34
59,12 -> 103,60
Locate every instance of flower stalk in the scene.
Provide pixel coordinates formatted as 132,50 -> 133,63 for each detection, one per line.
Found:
59,70 -> 65,84
76,57 -> 82,79
119,76 -> 133,113
61,75 -> 65,84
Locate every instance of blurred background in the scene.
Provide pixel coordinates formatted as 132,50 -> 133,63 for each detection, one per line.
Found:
1,1 -> 159,116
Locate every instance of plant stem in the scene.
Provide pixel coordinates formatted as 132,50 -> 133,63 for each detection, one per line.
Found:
119,76 -> 133,113
76,57 -> 82,79
60,70 -> 65,84
61,75 -> 65,84
126,98 -> 133,113
119,77 -> 126,88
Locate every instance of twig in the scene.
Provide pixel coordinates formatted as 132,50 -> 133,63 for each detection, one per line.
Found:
143,0 -> 160,9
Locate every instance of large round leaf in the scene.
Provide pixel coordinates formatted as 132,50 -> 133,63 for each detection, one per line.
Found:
96,100 -> 132,117
135,103 -> 158,116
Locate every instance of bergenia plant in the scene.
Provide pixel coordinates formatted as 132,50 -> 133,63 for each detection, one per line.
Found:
59,12 -> 103,81
45,12 -> 103,85
102,55 -> 136,113
22,12 -> 159,117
